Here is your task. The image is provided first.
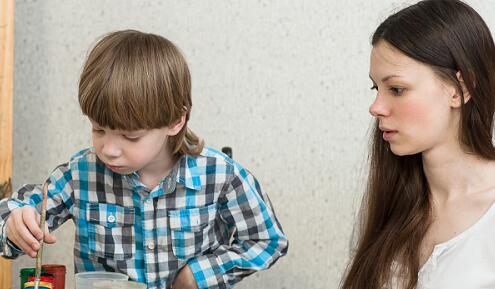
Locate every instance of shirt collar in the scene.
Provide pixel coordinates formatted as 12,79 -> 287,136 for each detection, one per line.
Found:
123,153 -> 203,192
175,153 -> 203,191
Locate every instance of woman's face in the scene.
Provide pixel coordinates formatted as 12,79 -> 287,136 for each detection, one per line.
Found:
369,41 -> 461,156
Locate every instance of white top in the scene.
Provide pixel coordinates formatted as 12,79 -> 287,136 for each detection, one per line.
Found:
416,201 -> 495,289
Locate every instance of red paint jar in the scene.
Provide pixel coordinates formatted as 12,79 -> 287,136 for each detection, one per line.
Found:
41,264 -> 66,289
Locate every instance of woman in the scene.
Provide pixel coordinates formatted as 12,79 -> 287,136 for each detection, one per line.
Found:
342,1 -> 495,288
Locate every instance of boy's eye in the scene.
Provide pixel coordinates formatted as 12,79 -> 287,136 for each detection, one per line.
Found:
124,135 -> 141,142
92,128 -> 104,134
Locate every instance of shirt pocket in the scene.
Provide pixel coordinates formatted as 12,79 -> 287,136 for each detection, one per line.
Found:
168,203 -> 218,260
86,203 -> 135,260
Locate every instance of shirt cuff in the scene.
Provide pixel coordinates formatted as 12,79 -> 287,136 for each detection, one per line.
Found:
1,220 -> 22,258
188,254 -> 227,289
6,238 -> 24,254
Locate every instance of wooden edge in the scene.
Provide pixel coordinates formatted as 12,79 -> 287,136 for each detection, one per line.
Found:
0,0 -> 14,288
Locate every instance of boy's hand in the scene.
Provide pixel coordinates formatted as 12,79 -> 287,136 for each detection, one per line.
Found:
172,265 -> 198,289
5,206 -> 57,257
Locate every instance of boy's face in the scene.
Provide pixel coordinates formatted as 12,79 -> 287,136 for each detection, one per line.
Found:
89,119 -> 182,175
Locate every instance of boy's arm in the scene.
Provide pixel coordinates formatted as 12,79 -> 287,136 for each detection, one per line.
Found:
187,166 -> 288,289
0,163 -> 74,258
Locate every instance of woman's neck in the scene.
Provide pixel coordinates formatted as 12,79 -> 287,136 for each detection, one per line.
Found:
422,140 -> 495,204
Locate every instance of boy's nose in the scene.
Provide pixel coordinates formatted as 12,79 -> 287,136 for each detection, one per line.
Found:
101,139 -> 122,158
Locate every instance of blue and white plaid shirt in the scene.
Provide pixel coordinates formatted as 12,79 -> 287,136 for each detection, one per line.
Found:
0,146 -> 288,289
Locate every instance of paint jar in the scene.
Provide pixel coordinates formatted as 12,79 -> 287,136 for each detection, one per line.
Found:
19,268 -> 48,289
20,268 -> 36,289
75,272 -> 128,289
42,264 -> 66,289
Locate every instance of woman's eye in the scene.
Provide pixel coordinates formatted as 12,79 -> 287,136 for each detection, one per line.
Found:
370,85 -> 378,91
390,87 -> 405,95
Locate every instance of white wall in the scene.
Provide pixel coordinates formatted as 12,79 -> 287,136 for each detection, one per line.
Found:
11,1 -> 495,288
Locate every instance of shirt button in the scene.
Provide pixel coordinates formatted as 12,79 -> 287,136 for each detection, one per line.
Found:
107,215 -> 116,223
147,242 -> 155,250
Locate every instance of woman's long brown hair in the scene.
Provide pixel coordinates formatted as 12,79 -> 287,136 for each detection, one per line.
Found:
342,1 -> 495,288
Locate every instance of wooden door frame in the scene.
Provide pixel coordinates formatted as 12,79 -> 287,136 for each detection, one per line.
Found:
0,0 -> 14,288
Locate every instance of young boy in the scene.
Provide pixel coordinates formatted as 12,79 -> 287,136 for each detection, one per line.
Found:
0,30 -> 288,289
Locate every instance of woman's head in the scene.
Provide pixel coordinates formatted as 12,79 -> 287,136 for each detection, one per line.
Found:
369,41 -> 463,156
369,0 -> 495,158
342,1 -> 495,289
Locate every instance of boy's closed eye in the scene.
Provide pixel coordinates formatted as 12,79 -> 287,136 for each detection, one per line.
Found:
123,135 -> 141,142
121,129 -> 146,142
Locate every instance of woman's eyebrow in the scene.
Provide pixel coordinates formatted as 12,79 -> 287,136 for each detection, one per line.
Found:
370,74 -> 404,83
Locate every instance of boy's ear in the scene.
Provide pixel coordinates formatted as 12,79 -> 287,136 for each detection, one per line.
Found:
450,71 -> 471,108
167,111 -> 187,136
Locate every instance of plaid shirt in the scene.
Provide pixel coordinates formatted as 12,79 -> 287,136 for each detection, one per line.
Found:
0,147 -> 288,289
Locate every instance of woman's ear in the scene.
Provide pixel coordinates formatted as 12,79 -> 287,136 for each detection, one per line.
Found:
450,71 -> 471,108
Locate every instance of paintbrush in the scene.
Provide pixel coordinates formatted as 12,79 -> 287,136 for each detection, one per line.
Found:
34,182 -> 49,289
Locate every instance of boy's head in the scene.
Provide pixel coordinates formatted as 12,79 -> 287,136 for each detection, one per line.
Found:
79,30 -> 203,157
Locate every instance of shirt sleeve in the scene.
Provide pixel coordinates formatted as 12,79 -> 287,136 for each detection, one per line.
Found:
0,163 -> 74,259
187,164 -> 288,289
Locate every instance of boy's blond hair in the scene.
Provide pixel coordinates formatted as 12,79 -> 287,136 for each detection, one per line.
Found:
79,29 -> 203,156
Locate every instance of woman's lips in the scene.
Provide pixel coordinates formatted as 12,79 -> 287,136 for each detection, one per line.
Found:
382,130 -> 398,141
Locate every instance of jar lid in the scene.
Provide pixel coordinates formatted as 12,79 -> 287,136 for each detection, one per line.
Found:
42,264 -> 66,273
20,268 -> 47,276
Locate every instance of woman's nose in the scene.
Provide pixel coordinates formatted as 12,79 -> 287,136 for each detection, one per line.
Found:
369,94 -> 390,118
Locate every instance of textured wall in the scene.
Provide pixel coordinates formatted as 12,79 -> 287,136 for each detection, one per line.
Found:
10,1 -> 495,289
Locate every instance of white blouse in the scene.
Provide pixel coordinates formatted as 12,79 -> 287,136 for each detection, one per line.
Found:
416,202 -> 495,289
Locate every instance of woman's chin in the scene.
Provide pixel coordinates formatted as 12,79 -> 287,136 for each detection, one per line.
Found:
389,144 -> 421,156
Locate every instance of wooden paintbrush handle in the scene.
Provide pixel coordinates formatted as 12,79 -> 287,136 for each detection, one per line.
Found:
34,182 -> 49,289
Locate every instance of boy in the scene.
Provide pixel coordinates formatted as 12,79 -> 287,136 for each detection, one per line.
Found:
0,30 -> 288,289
